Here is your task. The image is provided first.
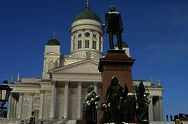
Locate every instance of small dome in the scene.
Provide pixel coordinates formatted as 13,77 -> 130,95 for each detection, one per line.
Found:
46,38 -> 60,46
74,9 -> 102,23
115,41 -> 128,48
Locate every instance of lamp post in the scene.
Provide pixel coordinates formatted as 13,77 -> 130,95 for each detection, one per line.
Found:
0,80 -> 12,118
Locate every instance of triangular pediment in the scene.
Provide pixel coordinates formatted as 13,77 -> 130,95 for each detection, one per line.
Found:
49,60 -> 99,74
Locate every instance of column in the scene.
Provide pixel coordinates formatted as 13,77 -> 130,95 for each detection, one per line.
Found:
12,97 -> 16,118
7,93 -> 13,119
17,93 -> 24,119
28,93 -> 33,118
148,96 -> 153,122
152,97 -> 156,121
77,82 -> 82,120
15,99 -> 18,118
16,100 -> 19,118
63,82 -> 69,119
94,82 -> 98,94
50,82 -> 56,119
159,96 -> 163,121
156,97 -> 160,121
39,90 -> 45,120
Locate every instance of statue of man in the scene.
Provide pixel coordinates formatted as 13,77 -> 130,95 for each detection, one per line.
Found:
83,85 -> 100,124
104,5 -> 124,50
106,76 -> 124,123
136,81 -> 149,123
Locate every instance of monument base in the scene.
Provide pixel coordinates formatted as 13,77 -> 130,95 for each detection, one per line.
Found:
98,50 -> 135,124
98,50 -> 135,102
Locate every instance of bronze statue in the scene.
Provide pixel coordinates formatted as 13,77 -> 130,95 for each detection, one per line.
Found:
135,81 -> 149,123
104,5 -> 124,50
120,84 -> 137,123
83,85 -> 100,124
105,76 -> 123,123
29,111 -> 35,124
100,77 -> 150,123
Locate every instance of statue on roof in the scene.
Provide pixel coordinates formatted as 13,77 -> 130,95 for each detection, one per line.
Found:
104,5 -> 124,50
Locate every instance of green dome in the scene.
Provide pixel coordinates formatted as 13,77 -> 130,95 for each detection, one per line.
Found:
115,42 -> 128,48
46,38 -> 60,46
74,9 -> 102,23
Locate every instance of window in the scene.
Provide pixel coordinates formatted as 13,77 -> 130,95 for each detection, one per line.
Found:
85,32 -> 90,37
93,34 -> 96,38
85,40 -> 89,48
99,38 -> 101,51
73,41 -> 75,49
78,34 -> 82,37
73,36 -> 75,49
78,40 -> 82,49
92,40 -> 96,49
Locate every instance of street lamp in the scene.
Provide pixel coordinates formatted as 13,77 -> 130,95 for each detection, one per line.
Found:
0,80 -> 12,118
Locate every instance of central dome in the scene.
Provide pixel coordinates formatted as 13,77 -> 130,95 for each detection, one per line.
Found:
74,9 -> 102,23
74,1 -> 101,23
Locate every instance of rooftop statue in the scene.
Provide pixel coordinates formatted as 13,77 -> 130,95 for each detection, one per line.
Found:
104,5 -> 124,50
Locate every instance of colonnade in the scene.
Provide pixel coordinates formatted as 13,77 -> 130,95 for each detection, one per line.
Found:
7,82 -> 162,121
39,81 -> 99,120
7,93 -> 19,119
7,93 -> 34,120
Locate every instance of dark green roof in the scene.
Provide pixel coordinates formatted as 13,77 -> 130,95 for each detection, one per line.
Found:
46,38 -> 60,46
74,9 -> 101,23
115,41 -> 128,48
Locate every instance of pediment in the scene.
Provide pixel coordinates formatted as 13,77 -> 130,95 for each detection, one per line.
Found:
49,60 -> 99,74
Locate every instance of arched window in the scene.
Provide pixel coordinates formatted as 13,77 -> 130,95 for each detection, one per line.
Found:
93,34 -> 97,38
78,40 -> 82,49
78,34 -> 82,38
99,37 -> 101,51
85,40 -> 89,48
92,40 -> 96,49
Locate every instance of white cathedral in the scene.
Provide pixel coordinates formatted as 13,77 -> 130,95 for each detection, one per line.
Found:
6,2 -> 164,123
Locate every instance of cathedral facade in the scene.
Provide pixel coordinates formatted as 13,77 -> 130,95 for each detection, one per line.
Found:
7,2 -> 164,122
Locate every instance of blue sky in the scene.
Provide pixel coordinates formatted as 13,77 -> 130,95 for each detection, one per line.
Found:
0,0 -> 188,117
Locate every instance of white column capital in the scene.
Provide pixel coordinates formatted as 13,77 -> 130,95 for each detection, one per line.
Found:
40,90 -> 46,94
19,93 -> 24,96
28,92 -> 34,96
